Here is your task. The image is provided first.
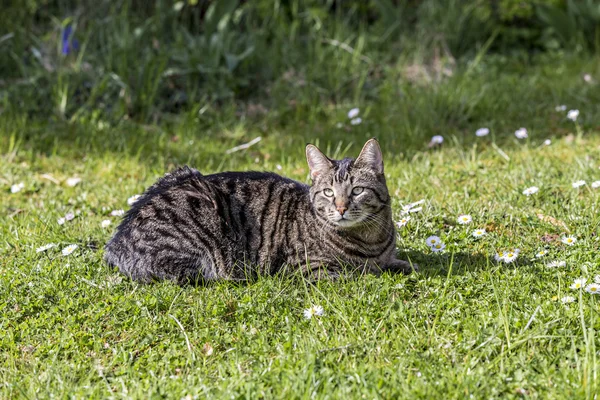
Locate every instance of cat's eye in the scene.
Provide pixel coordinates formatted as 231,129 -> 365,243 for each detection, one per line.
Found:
352,187 -> 364,195
323,188 -> 334,197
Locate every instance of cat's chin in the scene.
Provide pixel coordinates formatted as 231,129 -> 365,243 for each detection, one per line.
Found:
332,218 -> 361,228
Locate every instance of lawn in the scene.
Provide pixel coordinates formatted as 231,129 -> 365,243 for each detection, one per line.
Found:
2,2 -> 600,397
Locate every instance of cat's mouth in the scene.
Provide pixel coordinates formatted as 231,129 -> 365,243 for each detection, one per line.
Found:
331,215 -> 361,228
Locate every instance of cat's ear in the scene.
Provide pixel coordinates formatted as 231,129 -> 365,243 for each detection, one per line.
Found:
355,138 -> 384,174
306,144 -> 333,179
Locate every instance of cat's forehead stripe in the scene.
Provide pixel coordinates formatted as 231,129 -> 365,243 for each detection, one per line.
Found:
334,158 -> 353,183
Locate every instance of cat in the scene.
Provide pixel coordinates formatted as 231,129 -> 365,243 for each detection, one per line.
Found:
104,138 -> 416,283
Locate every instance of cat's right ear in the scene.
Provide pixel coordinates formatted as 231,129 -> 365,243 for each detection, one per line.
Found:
306,144 -> 333,180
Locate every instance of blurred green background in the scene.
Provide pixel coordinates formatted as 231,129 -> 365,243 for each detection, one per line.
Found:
2,0 -> 599,122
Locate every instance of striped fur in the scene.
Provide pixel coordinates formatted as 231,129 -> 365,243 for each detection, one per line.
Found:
104,139 -> 415,283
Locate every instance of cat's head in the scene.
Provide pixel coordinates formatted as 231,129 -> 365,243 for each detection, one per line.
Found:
306,138 -> 390,229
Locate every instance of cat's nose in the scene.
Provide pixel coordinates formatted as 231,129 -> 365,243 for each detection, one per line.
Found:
336,206 -> 347,216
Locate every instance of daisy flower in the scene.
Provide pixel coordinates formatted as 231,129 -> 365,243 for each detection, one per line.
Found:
10,183 -> 25,193
591,181 -> 600,189
535,250 -> 548,258
560,296 -> 575,303
514,128 -> 528,139
431,242 -> 446,252
65,212 -> 75,221
494,251 -> 505,262
457,214 -> 472,225
543,139 -> 551,146
303,305 -> 325,319
426,235 -> 442,247
430,135 -> 444,145
111,209 -> 125,217
502,251 -> 518,264
101,219 -> 111,228
570,278 -> 587,290
127,195 -> 141,205
585,283 -> 600,295
347,108 -> 360,119
594,275 -> 600,284
546,260 -> 566,268
36,243 -> 56,253
396,216 -> 410,228
62,244 -> 78,256
66,177 -> 82,187
472,228 -> 486,238
475,128 -> 490,137
567,109 -> 579,121
57,217 -> 66,225
561,236 -> 577,246
572,180 -> 586,188
350,117 -> 362,126
522,186 -> 539,196
555,105 -> 567,112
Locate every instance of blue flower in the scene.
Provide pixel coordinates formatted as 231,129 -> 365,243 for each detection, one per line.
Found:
61,25 -> 79,55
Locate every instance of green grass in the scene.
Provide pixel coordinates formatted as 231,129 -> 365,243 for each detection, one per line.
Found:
2,55 -> 600,398
2,2 -> 600,395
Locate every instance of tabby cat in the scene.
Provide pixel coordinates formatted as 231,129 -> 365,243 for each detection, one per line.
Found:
104,138 -> 415,283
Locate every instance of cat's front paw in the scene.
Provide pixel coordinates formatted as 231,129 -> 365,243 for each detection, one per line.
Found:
386,260 -> 418,274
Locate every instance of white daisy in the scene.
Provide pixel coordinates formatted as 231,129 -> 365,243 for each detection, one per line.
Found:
567,109 -> 579,121
350,117 -> 362,125
475,128 -> 490,137
472,228 -> 486,238
522,186 -> 539,196
396,217 -> 410,228
546,260 -> 566,268
36,243 -> 56,253
572,180 -> 586,188
127,195 -> 141,205
347,108 -> 360,119
584,74 -> 593,83
591,181 -> 600,189
494,251 -> 505,262
560,296 -> 575,303
10,182 -> 25,193
426,235 -> 442,247
555,105 -> 567,112
407,207 -> 422,213
514,128 -> 528,139
570,278 -> 587,290
65,212 -> 75,221
561,236 -> 577,246
431,242 -> 446,252
502,251 -> 518,263
594,275 -> 600,284
57,217 -> 66,225
543,139 -> 551,146
101,219 -> 111,228
457,214 -> 472,225
303,305 -> 325,319
585,283 -> 600,294
111,209 -> 125,217
430,135 -> 444,144
535,250 -> 548,258
62,244 -> 78,256
66,177 -> 82,187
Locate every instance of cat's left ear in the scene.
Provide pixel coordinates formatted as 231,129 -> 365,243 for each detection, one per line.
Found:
355,138 -> 384,174
306,144 -> 333,179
